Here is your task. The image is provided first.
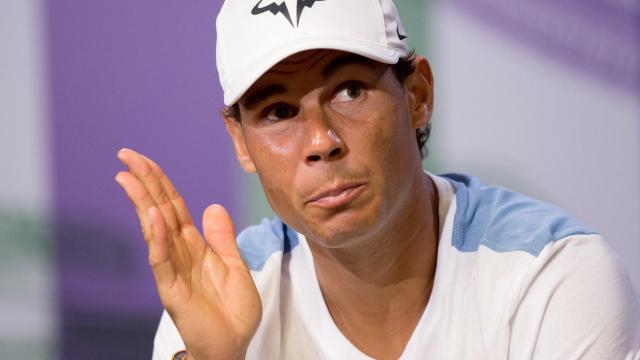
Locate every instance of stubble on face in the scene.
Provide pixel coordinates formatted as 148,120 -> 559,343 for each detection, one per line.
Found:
238,50 -> 423,249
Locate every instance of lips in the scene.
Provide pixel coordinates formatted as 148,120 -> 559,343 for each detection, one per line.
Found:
306,183 -> 366,209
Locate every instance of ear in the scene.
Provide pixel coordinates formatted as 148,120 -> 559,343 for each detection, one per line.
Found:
223,115 -> 257,173
404,55 -> 434,129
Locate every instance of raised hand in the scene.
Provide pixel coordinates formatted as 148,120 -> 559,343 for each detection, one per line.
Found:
115,148 -> 261,360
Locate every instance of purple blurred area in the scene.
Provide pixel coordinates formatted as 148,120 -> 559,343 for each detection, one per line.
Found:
46,0 -> 235,357
448,0 -> 639,91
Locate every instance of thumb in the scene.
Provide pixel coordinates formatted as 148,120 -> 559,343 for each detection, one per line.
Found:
202,204 -> 242,261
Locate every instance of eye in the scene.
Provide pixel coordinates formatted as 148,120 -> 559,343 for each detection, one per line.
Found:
332,82 -> 366,103
264,103 -> 298,121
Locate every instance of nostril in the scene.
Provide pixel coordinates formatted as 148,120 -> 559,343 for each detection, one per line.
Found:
329,148 -> 341,158
307,154 -> 321,162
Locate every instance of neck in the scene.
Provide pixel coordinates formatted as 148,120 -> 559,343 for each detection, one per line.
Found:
306,170 -> 439,358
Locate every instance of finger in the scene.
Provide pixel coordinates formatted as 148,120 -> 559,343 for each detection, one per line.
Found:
148,206 -> 169,263
115,171 -> 155,242
141,154 -> 194,227
148,206 -> 177,290
202,204 -> 243,264
117,148 -> 180,234
140,154 -> 204,260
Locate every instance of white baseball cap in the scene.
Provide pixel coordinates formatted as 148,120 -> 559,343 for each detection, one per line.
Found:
216,0 -> 409,105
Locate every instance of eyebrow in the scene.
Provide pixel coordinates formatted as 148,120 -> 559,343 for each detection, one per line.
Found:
322,54 -> 381,79
242,84 -> 287,110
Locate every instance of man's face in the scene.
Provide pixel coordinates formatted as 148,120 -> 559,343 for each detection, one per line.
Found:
224,50 -> 432,248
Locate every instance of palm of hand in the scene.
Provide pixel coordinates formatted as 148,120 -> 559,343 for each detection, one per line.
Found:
162,223 -> 262,360
116,149 -> 261,360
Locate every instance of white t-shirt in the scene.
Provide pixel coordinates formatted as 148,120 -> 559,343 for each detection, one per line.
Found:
153,173 -> 640,359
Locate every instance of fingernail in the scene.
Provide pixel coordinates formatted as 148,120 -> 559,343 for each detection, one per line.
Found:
117,148 -> 132,158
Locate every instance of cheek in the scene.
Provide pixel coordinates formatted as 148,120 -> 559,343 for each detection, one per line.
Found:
354,97 -> 413,166
248,126 -> 296,157
351,96 -> 417,203
245,126 -> 305,217
384,105 -> 418,174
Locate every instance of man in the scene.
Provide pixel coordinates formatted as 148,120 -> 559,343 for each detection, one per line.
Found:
115,0 -> 640,359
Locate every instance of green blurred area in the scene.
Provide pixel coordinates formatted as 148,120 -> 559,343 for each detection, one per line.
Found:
0,207 -> 55,360
0,340 -> 53,360
0,208 -> 51,262
396,0 -> 427,55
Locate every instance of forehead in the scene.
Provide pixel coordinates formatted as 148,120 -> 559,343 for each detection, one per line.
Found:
267,49 -> 337,74
239,50 -> 384,106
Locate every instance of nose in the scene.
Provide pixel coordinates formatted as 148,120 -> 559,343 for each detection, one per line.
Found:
303,107 -> 346,164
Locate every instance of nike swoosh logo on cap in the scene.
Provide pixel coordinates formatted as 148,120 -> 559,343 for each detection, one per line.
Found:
397,25 -> 407,40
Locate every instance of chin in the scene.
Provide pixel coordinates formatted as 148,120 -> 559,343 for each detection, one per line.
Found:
303,207 -> 384,249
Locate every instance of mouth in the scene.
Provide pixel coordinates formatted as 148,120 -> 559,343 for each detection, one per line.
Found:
306,183 -> 366,209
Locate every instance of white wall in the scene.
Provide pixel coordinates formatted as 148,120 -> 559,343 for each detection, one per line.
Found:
0,0 -> 55,358
428,2 -> 640,292
1,0 -> 50,209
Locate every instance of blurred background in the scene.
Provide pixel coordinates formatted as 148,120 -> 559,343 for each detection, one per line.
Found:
1,0 -> 638,358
